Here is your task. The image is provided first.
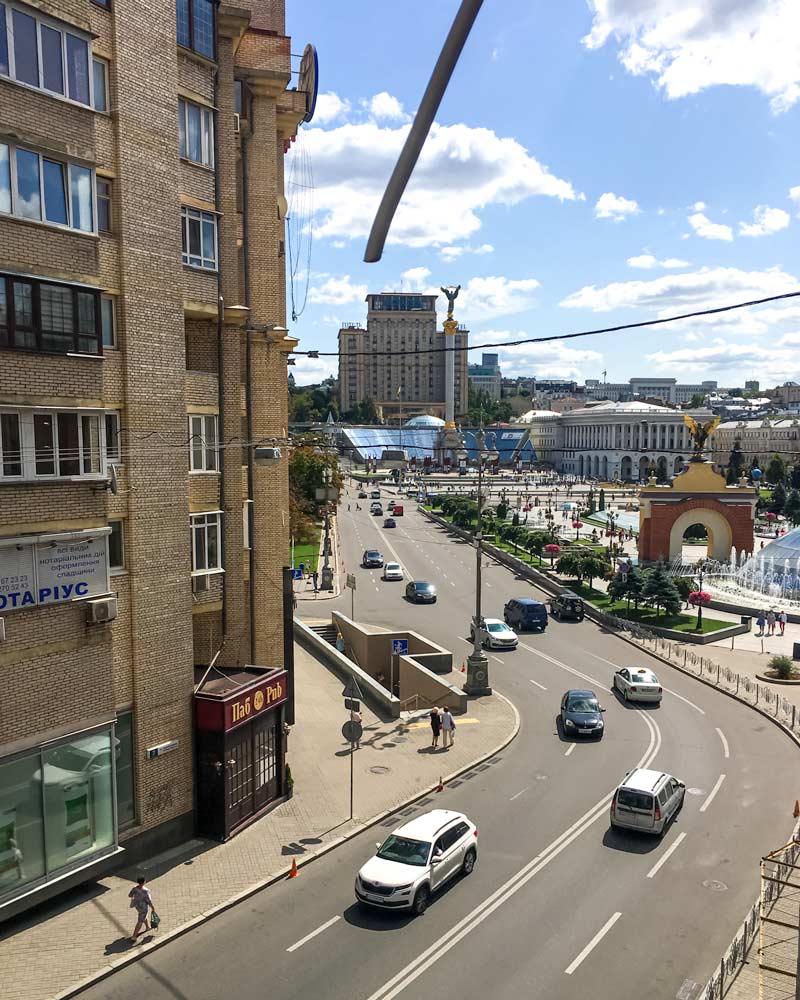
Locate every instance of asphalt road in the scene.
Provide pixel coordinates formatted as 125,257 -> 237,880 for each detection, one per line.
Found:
86,484 -> 796,1000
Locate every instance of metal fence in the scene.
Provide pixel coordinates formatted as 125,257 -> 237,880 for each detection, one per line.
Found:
759,840 -> 800,1000
696,901 -> 760,1000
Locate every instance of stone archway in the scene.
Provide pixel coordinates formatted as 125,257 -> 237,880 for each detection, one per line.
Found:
668,508 -> 732,561
601,455 -> 608,480
578,454 -> 584,477
620,455 -> 632,481
673,456 -> 684,475
638,456 -> 650,480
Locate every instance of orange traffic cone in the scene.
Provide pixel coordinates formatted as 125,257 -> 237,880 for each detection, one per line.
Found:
794,800 -> 799,818
436,776 -> 444,793
461,662 -> 466,673
288,858 -> 299,879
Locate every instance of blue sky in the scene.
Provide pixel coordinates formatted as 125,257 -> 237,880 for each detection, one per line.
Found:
285,0 -> 800,388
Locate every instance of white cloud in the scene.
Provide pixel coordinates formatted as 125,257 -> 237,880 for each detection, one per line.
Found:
791,186 -> 800,215
307,274 -> 367,306
454,276 -> 541,321
560,265 -> 798,314
594,191 -> 640,221
627,254 -> 690,269
440,243 -> 495,261
738,204 -> 791,237
367,92 -> 409,122
400,266 -> 432,291
311,92 -> 351,126
693,201 -> 706,211
476,331 -> 603,379
291,355 -> 337,383
646,340 -> 800,382
688,212 -> 733,241
295,119 -> 581,248
582,0 -> 800,113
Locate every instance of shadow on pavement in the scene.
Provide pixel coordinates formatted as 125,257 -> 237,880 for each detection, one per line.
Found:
343,869 -> 470,931
602,826 -> 662,854
0,879 -> 111,942
610,687 -> 662,710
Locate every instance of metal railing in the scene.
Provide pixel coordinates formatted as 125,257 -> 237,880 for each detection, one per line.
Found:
698,901 -> 760,1000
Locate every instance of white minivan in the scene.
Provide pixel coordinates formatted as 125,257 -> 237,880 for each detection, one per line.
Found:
610,768 -> 685,835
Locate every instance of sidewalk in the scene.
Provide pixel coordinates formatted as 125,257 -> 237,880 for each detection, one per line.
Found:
0,644 -> 518,1000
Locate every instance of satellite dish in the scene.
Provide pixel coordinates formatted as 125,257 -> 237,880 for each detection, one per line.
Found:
298,43 -> 318,124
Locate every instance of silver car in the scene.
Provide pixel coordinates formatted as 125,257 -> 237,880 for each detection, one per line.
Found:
610,768 -> 685,835
613,666 -> 662,704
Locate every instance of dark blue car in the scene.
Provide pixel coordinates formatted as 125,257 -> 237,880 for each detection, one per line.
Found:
503,598 -> 548,632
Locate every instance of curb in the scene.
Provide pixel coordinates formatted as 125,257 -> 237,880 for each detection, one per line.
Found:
54,693 -> 521,1000
754,672 -> 800,686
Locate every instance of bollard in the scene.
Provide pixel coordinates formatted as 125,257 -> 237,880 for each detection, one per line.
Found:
731,636 -> 735,651
717,664 -> 720,684
756,683 -> 759,704
684,648 -> 687,666
736,674 -> 740,695
793,705 -> 796,729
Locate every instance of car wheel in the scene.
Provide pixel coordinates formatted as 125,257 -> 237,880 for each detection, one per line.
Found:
412,885 -> 430,916
462,849 -> 476,876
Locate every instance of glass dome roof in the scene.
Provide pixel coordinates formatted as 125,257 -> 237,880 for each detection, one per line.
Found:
404,415 -> 445,427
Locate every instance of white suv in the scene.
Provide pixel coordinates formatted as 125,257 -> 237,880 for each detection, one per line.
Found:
355,809 -> 477,915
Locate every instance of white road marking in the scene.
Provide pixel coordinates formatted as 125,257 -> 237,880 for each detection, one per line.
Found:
646,832 -> 686,879
700,774 -> 726,813
457,636 -> 471,644
565,743 -> 576,757
715,727 -> 730,759
509,787 -> 528,801
450,581 -> 456,587
584,651 -> 705,715
529,679 -> 548,691
286,915 -> 341,952
364,714 -> 661,1000
564,912 -> 622,975
492,656 -> 505,664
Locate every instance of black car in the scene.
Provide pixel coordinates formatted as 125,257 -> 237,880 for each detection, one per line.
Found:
358,490 -> 368,499
372,506 -> 383,516
560,689 -> 605,739
406,581 -> 437,603
362,549 -> 384,568
550,591 -> 585,621
384,517 -> 397,528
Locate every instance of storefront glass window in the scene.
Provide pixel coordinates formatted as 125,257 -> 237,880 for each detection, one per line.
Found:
115,713 -> 135,827
0,754 -> 46,894
40,731 -> 114,873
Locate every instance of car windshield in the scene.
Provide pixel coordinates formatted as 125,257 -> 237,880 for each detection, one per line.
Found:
377,835 -> 430,866
617,789 -> 654,811
415,583 -> 433,591
367,551 -> 379,558
487,623 -> 506,633
567,698 -> 599,713
387,564 -> 400,571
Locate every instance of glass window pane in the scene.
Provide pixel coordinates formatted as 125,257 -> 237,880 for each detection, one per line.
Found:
16,149 -> 41,220
40,283 -> 73,352
40,25 -> 64,94
205,416 -> 217,470
202,108 -> 213,166
192,0 -> 214,58
57,412 -> 80,476
207,517 -> 218,567
0,4 -> 8,76
187,103 -> 201,162
42,160 -> 67,225
1,412 -> 21,476
105,413 -> 119,460
92,58 -> 107,112
188,214 -> 201,260
81,414 -> 100,473
193,521 -> 206,571
0,753 -> 46,892
65,34 -> 89,104
0,280 -> 6,346
0,144 -> 8,214
12,9 -> 38,87
176,0 -> 190,47
101,297 -> 114,347
33,413 -> 55,475
97,181 -> 110,232
115,714 -> 135,827
178,99 -> 186,158
41,731 -> 115,871
202,218 -> 215,266
190,416 -> 203,470
13,281 -> 35,349
69,165 -> 93,232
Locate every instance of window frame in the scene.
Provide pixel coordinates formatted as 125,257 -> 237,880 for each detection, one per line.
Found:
0,406 -> 108,481
178,97 -> 214,168
0,2 -> 95,107
96,176 -> 111,232
100,294 -> 115,348
190,511 -> 222,575
108,518 -> 125,571
176,0 -> 216,61
91,54 -> 108,112
180,205 -> 218,271
104,410 -> 120,462
0,273 -> 102,355
0,140 -> 96,234
188,413 -> 218,472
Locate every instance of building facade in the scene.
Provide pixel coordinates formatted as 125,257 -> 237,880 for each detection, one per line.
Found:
711,419 -> 800,469
468,352 -> 501,400
338,293 -> 468,423
0,0 -> 307,916
584,378 -> 718,405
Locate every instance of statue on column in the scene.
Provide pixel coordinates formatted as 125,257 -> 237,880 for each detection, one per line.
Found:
440,284 -> 461,320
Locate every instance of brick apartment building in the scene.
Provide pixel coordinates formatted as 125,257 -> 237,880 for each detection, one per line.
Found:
0,0 -> 310,916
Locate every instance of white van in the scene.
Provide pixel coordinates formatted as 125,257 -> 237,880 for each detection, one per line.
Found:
610,768 -> 685,835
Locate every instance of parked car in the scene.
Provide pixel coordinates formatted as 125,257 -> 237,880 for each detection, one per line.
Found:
383,562 -> 403,581
560,689 -> 605,738
362,550 -> 384,569
504,598 -> 548,632
371,506 -> 383,516
610,768 -> 685,836
384,517 -> 397,528
469,618 -> 518,649
406,581 -> 437,603
550,591 -> 585,621
613,667 -> 662,704
370,490 -> 381,499
355,809 -> 477,915
392,505 -> 404,516
358,491 -> 368,499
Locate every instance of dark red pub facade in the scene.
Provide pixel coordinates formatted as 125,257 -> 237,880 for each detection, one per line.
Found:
194,667 -> 288,841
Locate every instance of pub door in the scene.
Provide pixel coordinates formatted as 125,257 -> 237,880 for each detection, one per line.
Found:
253,715 -> 281,810
226,725 -> 254,830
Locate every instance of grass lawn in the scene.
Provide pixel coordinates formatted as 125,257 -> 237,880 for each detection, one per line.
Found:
292,524 -> 321,573
567,582 -> 730,633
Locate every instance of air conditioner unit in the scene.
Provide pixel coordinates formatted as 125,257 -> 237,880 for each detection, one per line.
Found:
87,596 -> 117,624
233,112 -> 241,134
192,574 -> 210,593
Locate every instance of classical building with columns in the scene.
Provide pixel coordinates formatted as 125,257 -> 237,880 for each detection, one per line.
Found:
556,402 -> 711,481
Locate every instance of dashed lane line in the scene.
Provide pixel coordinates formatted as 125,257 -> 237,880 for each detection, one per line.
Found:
699,774 -> 726,813
646,832 -> 686,880
564,912 -> 622,976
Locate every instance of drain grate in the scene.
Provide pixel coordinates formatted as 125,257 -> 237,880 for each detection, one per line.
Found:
460,772 -> 476,780
476,763 -> 491,772
703,879 -> 728,892
447,780 -> 463,788
417,797 -> 434,806
370,765 -> 391,775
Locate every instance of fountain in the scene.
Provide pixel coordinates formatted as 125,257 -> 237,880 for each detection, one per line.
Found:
703,525 -> 800,610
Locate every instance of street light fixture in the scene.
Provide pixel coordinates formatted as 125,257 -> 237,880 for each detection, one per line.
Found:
465,427 -> 495,697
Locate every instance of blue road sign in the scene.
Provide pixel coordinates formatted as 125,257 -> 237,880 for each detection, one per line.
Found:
392,639 -> 409,656
291,569 -> 303,580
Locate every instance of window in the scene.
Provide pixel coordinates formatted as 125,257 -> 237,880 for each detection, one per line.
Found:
104,411 -> 120,461
179,98 -> 214,167
92,56 -> 108,111
1,4 -> 93,105
97,178 -> 111,232
108,519 -> 124,570
191,512 -> 221,574
0,274 -> 102,355
0,142 -> 95,232
176,0 -> 215,59
189,414 -> 218,471
0,407 -> 105,480
115,712 -> 136,826
181,206 -> 217,270
101,295 -> 115,347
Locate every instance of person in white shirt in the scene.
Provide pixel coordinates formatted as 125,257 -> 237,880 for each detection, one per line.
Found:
441,708 -> 455,748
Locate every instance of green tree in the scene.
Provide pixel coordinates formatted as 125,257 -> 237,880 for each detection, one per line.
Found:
586,488 -> 596,515
512,511 -> 520,527
556,550 -> 585,581
766,453 -> 788,486
642,562 -> 682,618
673,576 -> 696,605
768,482 -> 787,515
579,552 -> 608,589
288,446 -> 342,540
344,397 -> 380,423
526,530 -> 549,566
496,500 -> 509,522
768,654 -> 795,680
466,384 -> 513,424
791,464 -> 800,490
607,571 -> 629,605
783,489 -> 800,526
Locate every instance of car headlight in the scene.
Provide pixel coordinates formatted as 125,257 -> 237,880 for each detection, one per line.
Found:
565,718 -> 575,727
393,883 -> 413,893
597,720 -> 604,727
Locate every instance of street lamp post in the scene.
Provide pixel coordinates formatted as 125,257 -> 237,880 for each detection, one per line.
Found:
321,467 -> 334,591
695,559 -> 706,629
465,428 -> 496,697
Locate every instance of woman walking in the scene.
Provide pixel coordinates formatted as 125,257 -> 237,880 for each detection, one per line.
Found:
429,707 -> 441,749
128,876 -> 156,943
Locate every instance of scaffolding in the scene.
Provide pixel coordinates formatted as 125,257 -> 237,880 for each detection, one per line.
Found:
760,838 -> 800,1000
